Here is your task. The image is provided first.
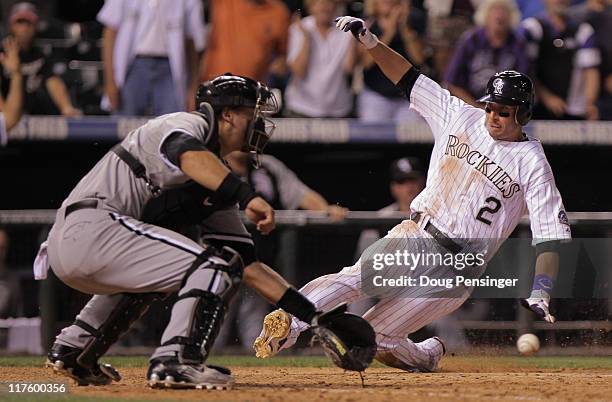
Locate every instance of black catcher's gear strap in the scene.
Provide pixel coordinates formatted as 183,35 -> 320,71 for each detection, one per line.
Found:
75,292 -> 164,369
205,236 -> 257,266
162,290 -> 226,364
180,245 -> 244,290
163,245 -> 244,363
111,144 -> 161,197
311,303 -> 376,372
215,172 -> 259,206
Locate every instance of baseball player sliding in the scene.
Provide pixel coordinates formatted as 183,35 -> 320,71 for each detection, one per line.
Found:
33,74 -> 376,390
254,16 -> 571,372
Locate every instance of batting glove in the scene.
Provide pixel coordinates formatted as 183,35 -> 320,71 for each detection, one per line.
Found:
521,289 -> 556,323
335,16 -> 378,49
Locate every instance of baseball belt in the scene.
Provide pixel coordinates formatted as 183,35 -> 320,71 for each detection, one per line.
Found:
409,211 -> 462,254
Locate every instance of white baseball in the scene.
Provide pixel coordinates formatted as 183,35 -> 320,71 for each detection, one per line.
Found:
517,333 -> 540,356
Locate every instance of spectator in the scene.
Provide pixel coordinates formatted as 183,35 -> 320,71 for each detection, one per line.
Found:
571,0 -> 612,120
359,0 -> 426,122
284,0 -> 357,117
445,0 -> 528,107
0,228 -> 20,318
0,36 -> 24,146
200,0 -> 290,83
217,151 -> 347,350
521,0 -> 601,120
97,0 -> 205,115
423,0 -> 475,82
1,2 -> 81,117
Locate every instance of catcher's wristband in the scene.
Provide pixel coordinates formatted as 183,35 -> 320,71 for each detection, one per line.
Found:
216,172 -> 257,206
277,287 -> 317,323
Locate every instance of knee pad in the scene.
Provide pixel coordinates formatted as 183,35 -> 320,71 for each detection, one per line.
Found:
75,292 -> 163,369
163,245 -> 244,363
180,245 -> 244,296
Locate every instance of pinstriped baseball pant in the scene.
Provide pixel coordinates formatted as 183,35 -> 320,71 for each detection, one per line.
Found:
282,219 -> 470,365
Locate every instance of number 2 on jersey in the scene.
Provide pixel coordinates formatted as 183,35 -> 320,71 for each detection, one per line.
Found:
476,196 -> 501,225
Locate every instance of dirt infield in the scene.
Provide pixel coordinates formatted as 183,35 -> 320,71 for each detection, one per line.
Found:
1,356 -> 611,402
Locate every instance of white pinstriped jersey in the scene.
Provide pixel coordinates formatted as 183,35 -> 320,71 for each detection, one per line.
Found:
408,75 -> 571,260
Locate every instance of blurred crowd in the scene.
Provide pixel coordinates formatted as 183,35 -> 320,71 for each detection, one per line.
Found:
0,0 -> 610,122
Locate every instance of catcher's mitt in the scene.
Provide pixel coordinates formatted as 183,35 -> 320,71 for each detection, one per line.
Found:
311,303 -> 376,372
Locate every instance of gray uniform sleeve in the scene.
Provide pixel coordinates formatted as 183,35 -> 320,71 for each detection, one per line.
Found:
257,155 -> 310,209
200,206 -> 253,244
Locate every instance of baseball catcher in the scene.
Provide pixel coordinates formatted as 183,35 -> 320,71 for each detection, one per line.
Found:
35,73 -> 374,390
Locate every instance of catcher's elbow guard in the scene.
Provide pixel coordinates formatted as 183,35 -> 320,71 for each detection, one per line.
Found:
311,303 -> 377,372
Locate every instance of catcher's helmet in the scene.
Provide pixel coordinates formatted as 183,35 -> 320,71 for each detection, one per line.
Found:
477,70 -> 534,126
196,74 -> 278,165
196,74 -> 276,113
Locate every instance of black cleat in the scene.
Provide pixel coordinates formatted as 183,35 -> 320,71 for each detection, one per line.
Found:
45,343 -> 121,386
147,357 -> 234,390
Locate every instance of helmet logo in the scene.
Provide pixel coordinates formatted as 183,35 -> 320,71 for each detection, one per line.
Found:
492,78 -> 504,95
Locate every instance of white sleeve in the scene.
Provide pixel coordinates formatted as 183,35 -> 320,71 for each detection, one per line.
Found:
409,74 -> 466,142
0,113 -> 7,147
575,23 -> 600,69
287,23 -> 304,64
525,178 -> 572,244
185,0 -> 206,51
96,0 -> 123,28
520,17 -> 542,61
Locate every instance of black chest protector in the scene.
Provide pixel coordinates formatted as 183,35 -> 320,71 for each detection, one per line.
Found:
141,181 -> 236,231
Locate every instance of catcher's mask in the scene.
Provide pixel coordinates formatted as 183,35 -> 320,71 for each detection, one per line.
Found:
196,74 -> 278,167
477,70 -> 534,126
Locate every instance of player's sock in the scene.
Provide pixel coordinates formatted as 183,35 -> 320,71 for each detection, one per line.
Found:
276,316 -> 307,352
387,337 -> 445,372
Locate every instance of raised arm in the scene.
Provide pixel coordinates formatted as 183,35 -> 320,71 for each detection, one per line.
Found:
336,16 -> 462,141
0,37 -> 23,130
336,16 -> 413,84
102,26 -> 120,111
